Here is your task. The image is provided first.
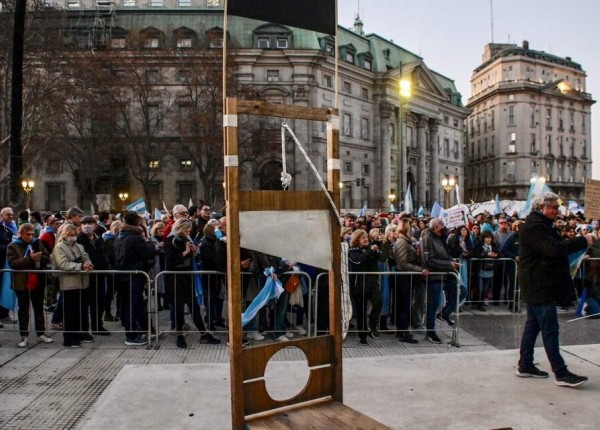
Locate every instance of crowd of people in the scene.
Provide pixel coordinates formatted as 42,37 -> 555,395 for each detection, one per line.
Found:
1,197 -> 599,360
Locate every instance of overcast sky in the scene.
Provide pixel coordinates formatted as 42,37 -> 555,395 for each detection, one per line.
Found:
337,0 -> 600,179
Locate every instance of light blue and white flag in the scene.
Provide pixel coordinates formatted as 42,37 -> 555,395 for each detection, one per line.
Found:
404,184 -> 413,214
568,249 -> 587,280
126,198 -> 147,215
492,194 -> 502,216
431,201 -> 443,218
359,202 -> 368,217
521,177 -> 553,217
417,206 -> 425,218
188,197 -> 194,209
241,267 -> 284,327
154,208 -> 163,221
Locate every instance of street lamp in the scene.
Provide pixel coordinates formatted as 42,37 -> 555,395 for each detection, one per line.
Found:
21,179 -> 34,210
118,192 -> 128,209
388,192 -> 396,213
441,177 -> 456,208
397,77 -> 411,207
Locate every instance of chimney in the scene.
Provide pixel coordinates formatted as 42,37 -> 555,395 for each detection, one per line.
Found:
353,14 -> 364,36
522,40 -> 529,50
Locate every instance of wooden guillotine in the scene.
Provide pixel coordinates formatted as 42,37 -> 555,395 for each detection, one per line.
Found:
222,98 -> 390,429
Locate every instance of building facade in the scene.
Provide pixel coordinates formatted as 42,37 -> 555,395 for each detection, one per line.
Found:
466,41 -> 595,202
17,0 -> 468,212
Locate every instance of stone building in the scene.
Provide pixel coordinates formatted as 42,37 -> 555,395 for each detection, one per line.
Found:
466,41 -> 595,202
24,0 -> 468,212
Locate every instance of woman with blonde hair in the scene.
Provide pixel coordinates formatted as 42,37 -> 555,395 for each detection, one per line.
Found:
52,223 -> 94,348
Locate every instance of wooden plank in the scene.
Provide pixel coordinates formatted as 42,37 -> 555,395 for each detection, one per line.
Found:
239,190 -> 332,211
237,99 -> 332,122
244,367 -> 334,416
224,98 -> 245,430
242,336 -> 334,381
246,400 -> 391,430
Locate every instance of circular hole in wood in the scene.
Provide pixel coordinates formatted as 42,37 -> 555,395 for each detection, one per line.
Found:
264,346 -> 310,402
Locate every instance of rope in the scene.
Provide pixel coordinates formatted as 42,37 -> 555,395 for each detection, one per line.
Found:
280,122 -> 343,226
340,241 -> 352,340
280,121 -> 292,190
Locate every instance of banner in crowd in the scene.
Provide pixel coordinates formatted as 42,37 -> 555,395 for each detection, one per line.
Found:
440,206 -> 468,229
584,178 -> 600,219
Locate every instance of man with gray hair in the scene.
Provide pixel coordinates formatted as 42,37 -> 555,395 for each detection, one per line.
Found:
517,192 -> 593,387
420,217 -> 461,344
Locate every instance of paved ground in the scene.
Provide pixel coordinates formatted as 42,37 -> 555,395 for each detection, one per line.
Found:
1,306 -> 598,429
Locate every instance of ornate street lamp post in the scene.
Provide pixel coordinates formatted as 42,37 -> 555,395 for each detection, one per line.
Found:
441,177 -> 456,208
21,179 -> 34,210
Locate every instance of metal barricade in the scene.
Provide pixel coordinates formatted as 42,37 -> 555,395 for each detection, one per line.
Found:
152,270 -> 312,348
573,257 -> 600,312
0,269 -> 154,349
314,270 -> 462,347
464,258 -> 519,312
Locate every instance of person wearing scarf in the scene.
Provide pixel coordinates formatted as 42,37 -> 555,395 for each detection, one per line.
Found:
164,217 -> 220,348
7,223 -> 51,347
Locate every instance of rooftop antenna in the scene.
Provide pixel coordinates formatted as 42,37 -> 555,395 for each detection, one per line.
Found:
490,0 -> 495,42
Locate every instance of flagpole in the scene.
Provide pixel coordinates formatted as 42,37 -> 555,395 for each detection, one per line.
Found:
334,0 -> 339,109
222,0 -> 229,105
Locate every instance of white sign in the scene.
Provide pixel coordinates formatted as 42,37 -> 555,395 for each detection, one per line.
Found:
440,206 -> 468,229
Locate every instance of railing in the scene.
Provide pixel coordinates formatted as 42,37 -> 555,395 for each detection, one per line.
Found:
460,258 -> 520,312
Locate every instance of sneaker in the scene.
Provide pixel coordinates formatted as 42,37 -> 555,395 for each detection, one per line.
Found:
176,335 -> 187,349
296,326 -> 307,336
516,364 -> 549,378
125,336 -> 148,346
555,372 -> 588,388
64,341 -> 82,348
369,327 -> 380,339
436,314 -> 455,327
425,333 -> 442,344
38,334 -> 54,344
359,338 -> 368,345
226,337 -> 251,347
246,332 -> 265,341
275,335 -> 289,342
51,323 -> 63,331
200,333 -> 221,345
80,334 -> 94,343
284,332 -> 295,338
1,317 -> 17,324
18,337 -> 28,348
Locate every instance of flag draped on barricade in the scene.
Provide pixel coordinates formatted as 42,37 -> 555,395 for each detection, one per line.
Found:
0,258 -> 16,310
241,267 -> 283,327
191,257 -> 203,307
568,249 -> 587,280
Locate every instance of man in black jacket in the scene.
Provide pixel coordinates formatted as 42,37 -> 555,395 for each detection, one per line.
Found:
114,212 -> 157,346
517,192 -> 593,387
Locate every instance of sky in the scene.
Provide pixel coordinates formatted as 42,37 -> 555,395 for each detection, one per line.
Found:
338,0 -> 600,179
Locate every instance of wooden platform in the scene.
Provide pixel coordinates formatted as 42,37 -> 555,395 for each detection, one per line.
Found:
246,400 -> 391,430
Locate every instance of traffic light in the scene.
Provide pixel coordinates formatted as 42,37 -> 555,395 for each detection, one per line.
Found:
361,178 -> 366,186
355,178 -> 361,186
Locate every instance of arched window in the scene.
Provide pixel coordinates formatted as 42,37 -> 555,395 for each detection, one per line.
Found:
253,24 -> 293,50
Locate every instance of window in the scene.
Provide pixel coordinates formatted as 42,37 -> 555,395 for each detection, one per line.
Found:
569,140 -> 575,156
491,135 -> 495,155
178,104 -> 191,133
66,0 -> 80,7
145,69 -> 160,84
546,108 -> 552,128
362,164 -> 370,175
570,111 -> 575,131
361,118 -> 369,140
582,114 -> 586,133
46,183 -> 65,211
507,162 -> 516,182
343,113 -> 352,137
149,160 -> 160,169
363,59 -> 372,70
276,38 -> 288,49
267,70 -> 279,82
257,38 -> 270,48
150,0 -> 163,6
47,158 -> 62,174
444,138 -> 450,157
147,105 -> 163,130
443,116 -> 449,125
323,75 -> 332,88
508,132 -> 516,153
179,0 -> 191,6
582,140 -> 587,158
209,38 -> 223,48
343,161 -> 353,174
491,111 -> 495,129
180,159 -> 193,170
547,135 -> 552,153
453,141 -> 459,159
178,69 -> 191,82
206,0 -> 220,6
530,105 -> 536,127
558,110 -> 564,130
177,182 -> 194,203
453,119 -> 459,127
508,106 -> 515,126
110,38 -> 126,49
325,44 -> 334,56
559,136 -> 564,155
483,138 -> 488,156
361,87 -> 369,100
177,37 -> 192,48
531,133 -> 537,154
345,51 -> 354,64
123,0 -> 135,6
343,81 -> 351,94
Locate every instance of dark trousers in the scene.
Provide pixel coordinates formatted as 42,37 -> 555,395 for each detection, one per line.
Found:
492,261 -> 508,301
353,281 -> 382,341
62,288 -> 89,345
119,275 -> 148,340
16,287 -> 46,337
202,274 -> 224,331
426,277 -> 458,333
519,303 -> 568,377
168,275 -> 207,334
393,274 -> 414,332
88,274 -> 107,331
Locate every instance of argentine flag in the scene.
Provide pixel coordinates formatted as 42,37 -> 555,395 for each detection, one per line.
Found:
126,198 -> 147,215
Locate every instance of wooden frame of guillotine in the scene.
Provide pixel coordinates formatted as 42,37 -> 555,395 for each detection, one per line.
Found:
223,98 -> 390,429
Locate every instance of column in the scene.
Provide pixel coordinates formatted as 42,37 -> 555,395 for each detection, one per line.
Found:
379,103 -> 393,208
429,119 -> 440,207
416,116 -> 428,209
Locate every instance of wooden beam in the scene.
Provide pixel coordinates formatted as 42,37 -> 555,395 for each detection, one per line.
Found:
239,191 -> 331,212
237,99 -> 332,122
